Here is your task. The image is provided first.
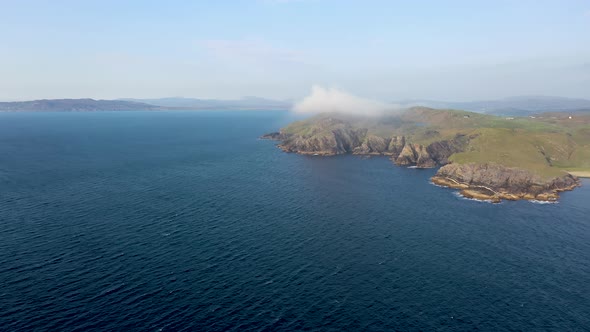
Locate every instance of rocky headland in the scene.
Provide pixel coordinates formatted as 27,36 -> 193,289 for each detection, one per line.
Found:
262,118 -> 468,168
262,109 -> 588,203
431,163 -> 580,203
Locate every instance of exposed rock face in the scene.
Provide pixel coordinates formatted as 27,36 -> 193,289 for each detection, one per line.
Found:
352,135 -> 407,156
265,122 -> 469,168
426,134 -> 470,165
388,136 -> 406,156
277,118 -> 365,155
352,135 -> 390,155
394,143 -> 436,168
431,163 -> 580,202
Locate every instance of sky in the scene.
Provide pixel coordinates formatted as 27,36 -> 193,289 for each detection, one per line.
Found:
1,0 -> 589,101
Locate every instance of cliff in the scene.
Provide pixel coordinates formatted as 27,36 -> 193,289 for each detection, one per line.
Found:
274,118 -> 366,155
352,135 -> 401,156
265,116 -> 468,167
431,163 -> 580,202
269,127 -> 468,168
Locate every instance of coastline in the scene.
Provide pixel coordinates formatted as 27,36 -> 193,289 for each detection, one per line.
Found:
266,132 -> 583,203
262,121 -> 586,204
271,137 -> 583,203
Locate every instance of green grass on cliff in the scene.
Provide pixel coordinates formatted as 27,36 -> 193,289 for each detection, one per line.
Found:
448,128 -> 568,178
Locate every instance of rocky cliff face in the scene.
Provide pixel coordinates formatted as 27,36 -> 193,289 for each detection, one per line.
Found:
266,122 -> 467,168
426,134 -> 470,165
394,143 -> 436,167
276,119 -> 366,155
390,135 -> 468,167
351,135 -> 409,156
431,163 -> 580,202
387,136 -> 406,156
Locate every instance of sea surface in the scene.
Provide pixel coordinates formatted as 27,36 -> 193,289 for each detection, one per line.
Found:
1,111 -> 590,331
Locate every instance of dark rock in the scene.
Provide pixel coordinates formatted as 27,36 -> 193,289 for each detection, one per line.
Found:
260,132 -> 286,140
387,136 -> 406,156
394,143 -> 436,168
278,119 -> 365,155
353,135 -> 392,155
431,163 -> 580,201
426,134 -> 469,165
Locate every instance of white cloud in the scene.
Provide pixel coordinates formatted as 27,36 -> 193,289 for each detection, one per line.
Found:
292,85 -> 397,116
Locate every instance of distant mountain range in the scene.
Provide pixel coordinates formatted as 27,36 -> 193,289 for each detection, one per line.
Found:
119,97 -> 293,110
397,96 -> 590,116
1,96 -> 590,114
0,97 -> 292,112
0,99 -> 161,112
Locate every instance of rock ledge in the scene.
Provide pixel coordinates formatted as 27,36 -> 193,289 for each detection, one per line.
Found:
431,163 -> 580,203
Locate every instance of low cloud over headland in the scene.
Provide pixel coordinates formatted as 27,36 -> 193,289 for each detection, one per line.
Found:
292,86 -> 397,116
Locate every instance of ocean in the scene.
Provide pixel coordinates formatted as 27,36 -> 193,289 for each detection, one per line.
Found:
1,111 -> 589,331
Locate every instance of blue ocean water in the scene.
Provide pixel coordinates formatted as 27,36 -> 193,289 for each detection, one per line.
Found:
1,111 -> 589,331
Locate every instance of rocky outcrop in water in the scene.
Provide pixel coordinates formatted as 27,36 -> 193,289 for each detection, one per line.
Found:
431,163 -> 580,202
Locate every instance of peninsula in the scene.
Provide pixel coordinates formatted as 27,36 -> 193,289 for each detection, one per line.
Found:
263,107 -> 590,202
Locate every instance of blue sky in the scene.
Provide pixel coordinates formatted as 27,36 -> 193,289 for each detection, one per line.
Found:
1,0 -> 589,101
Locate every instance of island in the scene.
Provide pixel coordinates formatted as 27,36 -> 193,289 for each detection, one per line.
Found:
263,107 -> 590,202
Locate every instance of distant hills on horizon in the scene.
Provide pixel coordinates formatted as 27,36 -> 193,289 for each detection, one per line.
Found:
0,99 -> 161,112
1,95 -> 590,115
0,97 -> 292,112
119,97 -> 293,111
397,96 -> 590,116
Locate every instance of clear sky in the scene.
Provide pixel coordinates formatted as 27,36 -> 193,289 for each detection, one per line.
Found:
1,0 -> 589,101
